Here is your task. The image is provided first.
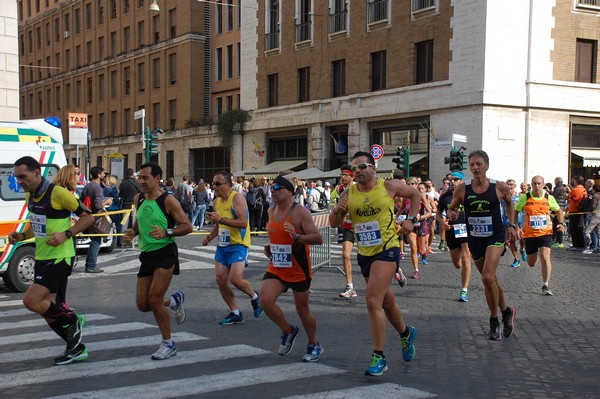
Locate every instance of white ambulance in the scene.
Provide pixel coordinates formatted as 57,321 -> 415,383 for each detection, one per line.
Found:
0,117 -> 114,293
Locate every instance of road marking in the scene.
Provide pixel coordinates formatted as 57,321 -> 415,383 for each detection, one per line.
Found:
3,331 -> 208,363
0,313 -> 113,331
0,300 -> 24,308
47,363 -> 345,399
283,383 -> 437,399
0,322 -> 156,345
0,308 -> 30,317
1,344 -> 270,390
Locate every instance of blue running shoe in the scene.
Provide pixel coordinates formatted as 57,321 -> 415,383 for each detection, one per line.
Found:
278,325 -> 299,355
458,289 -> 468,302
521,250 -> 527,262
401,326 -> 416,362
511,259 -> 520,268
219,311 -> 244,325
365,353 -> 388,376
302,342 -> 323,362
251,294 -> 263,318
421,257 -> 428,265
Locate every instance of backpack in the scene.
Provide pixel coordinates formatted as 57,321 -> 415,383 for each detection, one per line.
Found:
317,189 -> 327,210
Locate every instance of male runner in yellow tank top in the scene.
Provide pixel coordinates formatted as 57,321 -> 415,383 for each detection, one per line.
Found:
330,151 -> 421,376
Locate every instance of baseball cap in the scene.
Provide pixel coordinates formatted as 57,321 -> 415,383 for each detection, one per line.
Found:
451,171 -> 464,180
324,182 -> 331,186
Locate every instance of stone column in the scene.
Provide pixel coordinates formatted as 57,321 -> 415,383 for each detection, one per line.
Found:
310,124 -> 324,170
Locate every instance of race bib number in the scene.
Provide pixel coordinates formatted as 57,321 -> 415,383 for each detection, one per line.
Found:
217,228 -> 231,247
453,223 -> 468,238
468,217 -> 493,237
354,221 -> 382,247
270,244 -> 292,268
529,215 -> 547,229
29,213 -> 47,238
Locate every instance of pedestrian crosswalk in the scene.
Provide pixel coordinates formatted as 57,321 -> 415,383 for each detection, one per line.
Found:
1,301 -> 435,398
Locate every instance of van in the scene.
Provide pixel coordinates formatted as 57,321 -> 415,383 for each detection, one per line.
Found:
0,117 -> 114,293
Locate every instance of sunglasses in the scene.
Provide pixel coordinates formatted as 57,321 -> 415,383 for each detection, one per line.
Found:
350,163 -> 373,172
212,181 -> 226,187
451,177 -> 461,181
270,184 -> 285,191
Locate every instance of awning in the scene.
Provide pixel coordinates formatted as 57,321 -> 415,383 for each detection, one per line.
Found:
246,159 -> 306,177
284,167 -> 324,180
375,153 -> 428,172
572,149 -> 600,167
231,169 -> 255,177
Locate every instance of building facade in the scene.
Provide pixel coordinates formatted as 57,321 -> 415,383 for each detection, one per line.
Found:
239,0 -> 600,184
0,2 -> 19,120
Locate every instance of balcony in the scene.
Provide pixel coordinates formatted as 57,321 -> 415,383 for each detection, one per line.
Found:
578,0 -> 600,5
296,21 -> 311,43
329,11 -> 347,34
265,30 -> 280,51
368,0 -> 388,24
412,0 -> 435,12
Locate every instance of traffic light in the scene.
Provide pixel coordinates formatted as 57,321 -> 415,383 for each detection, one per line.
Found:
457,147 -> 467,171
392,146 -> 406,171
144,127 -> 162,161
444,146 -> 467,172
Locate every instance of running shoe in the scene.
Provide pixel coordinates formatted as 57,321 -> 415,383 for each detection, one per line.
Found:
339,285 -> 357,298
251,294 -> 263,318
278,325 -> 299,355
53,343 -> 88,366
488,317 -> 501,341
458,289 -> 469,302
170,291 -> 186,325
65,314 -> 85,352
395,269 -> 407,288
511,259 -> 520,268
364,353 -> 388,376
219,311 -> 244,325
400,326 -> 417,362
438,241 -> 445,251
551,242 -> 564,249
302,342 -> 323,362
421,256 -> 428,265
427,246 -> 433,254
443,242 -> 449,251
582,248 -> 593,255
151,341 -> 177,360
521,250 -> 527,261
413,269 -> 420,279
542,285 -> 553,296
502,306 -> 516,338
399,251 -> 405,260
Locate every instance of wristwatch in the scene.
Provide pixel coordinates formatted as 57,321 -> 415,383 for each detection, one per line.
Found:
166,228 -> 174,238
407,216 -> 419,223
64,230 -> 73,239
294,233 -> 302,241
508,224 -> 517,229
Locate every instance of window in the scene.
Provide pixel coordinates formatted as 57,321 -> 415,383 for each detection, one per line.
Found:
46,56 -> 51,78
110,0 -> 117,19
36,26 -> 41,49
216,47 -> 223,81
65,83 -> 71,108
75,79 -> 82,106
124,108 -> 131,133
267,73 -> 278,107
97,0 -> 104,24
216,97 -> 223,115
227,0 -> 234,31
329,0 -> 347,33
85,3 -> 92,29
412,0 -> 435,11
153,15 -> 160,43
367,0 -> 388,23
55,86 -> 61,110
111,110 -> 117,134
124,66 -> 131,95
137,0 -> 144,8
416,39 -> 433,84
65,48 -> 70,70
226,95 -> 233,111
226,44 -> 233,79
98,113 -> 104,136
123,26 -> 130,52
98,36 -> 104,60
576,39 -> 597,83
137,62 -> 145,92
54,17 -> 60,42
216,1 -> 223,34
46,89 -> 51,111
55,52 -> 60,70
86,40 -> 92,64
27,30 -> 32,52
371,50 -> 386,91
153,102 -> 160,128
45,22 -> 50,46
64,12 -> 70,33
98,73 -> 105,101
110,31 -> 117,56
298,67 -> 310,102
168,53 -> 177,84
123,0 -> 130,14
169,8 -> 177,38
266,0 -> 280,50
74,8 -> 80,34
87,77 -> 93,103
110,70 -> 117,97
296,0 -> 311,42
152,58 -> 160,88
237,42 -> 241,76
138,20 -> 145,47
269,137 -> 307,160
29,93 -> 33,116
169,99 -> 176,130
37,60 -> 42,80
332,59 -> 346,97
75,45 -> 81,67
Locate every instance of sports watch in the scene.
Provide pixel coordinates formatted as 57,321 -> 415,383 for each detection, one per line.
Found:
64,230 -> 73,239
166,228 -> 174,238
406,216 -> 419,224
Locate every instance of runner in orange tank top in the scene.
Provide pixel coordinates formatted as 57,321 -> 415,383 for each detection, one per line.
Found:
259,174 -> 324,362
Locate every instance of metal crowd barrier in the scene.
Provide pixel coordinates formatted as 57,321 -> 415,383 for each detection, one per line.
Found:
310,211 -> 344,275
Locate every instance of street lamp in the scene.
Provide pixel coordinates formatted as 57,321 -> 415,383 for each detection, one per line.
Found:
149,0 -> 160,12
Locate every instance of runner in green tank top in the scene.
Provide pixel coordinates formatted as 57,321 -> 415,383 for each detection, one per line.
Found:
123,162 -> 193,360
